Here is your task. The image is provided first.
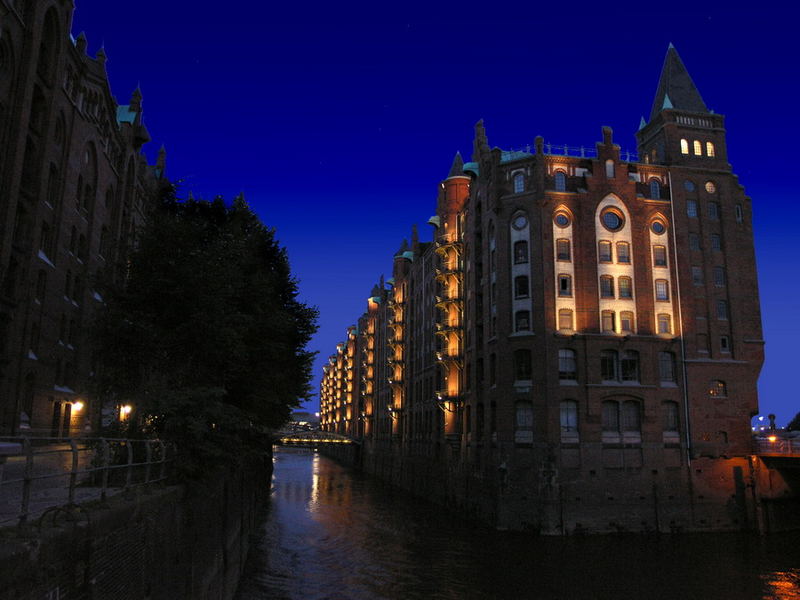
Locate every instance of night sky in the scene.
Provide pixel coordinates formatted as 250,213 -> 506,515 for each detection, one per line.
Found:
71,1 -> 797,424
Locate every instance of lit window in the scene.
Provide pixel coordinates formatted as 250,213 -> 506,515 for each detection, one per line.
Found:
558,274 -> 572,297
560,400 -> 579,442
716,300 -> 728,320
709,380 -> 727,397
649,179 -> 661,199
601,310 -> 615,333
659,351 -> 676,382
600,275 -> 615,298
653,245 -> 667,267
720,335 -> 730,352
711,234 -> 722,251
620,311 -> 634,332
558,309 -> 574,331
691,266 -> 704,286
655,279 -> 670,301
621,350 -> 639,381
735,204 -> 743,223
687,200 -> 698,218
713,266 -> 726,287
554,171 -> 566,192
618,277 -> 633,299
605,159 -> 615,178
706,141 -> 715,157
657,313 -> 672,334
515,401 -> 533,444
515,310 -> 531,332
680,139 -> 689,154
708,202 -> 720,220
514,240 -> 528,264
513,173 -> 524,193
558,349 -> 577,380
689,234 -> 701,251
693,140 -> 702,155
705,181 -> 716,194
514,275 -> 529,299
598,240 -> 612,262
601,350 -> 619,381
616,242 -> 630,264
556,239 -> 571,261
514,349 -> 532,380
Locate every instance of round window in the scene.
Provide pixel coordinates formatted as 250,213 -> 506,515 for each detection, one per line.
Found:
554,213 -> 570,228
684,180 -> 695,192
601,209 -> 624,232
512,215 -> 528,230
652,221 -> 666,235
705,181 -> 716,194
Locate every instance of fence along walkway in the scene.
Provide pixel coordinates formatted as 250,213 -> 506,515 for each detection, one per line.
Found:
0,437 -> 172,527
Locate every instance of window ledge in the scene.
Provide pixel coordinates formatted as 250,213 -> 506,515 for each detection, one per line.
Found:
509,331 -> 535,338
559,379 -> 579,386
660,381 -> 678,388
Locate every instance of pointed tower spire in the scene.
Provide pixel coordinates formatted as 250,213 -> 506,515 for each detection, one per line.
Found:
649,44 -> 708,120
447,151 -> 464,178
638,116 -> 647,130
130,85 -> 143,113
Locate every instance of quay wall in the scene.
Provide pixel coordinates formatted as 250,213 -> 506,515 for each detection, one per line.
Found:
0,457 -> 271,600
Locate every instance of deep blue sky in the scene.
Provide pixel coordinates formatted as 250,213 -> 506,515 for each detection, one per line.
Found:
72,1 -> 797,424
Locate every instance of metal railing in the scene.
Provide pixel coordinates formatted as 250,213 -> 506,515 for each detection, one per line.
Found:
506,142 -> 639,163
755,437 -> 800,456
0,437 -> 174,527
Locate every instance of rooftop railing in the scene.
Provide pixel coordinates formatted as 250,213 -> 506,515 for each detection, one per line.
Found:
505,142 -> 639,163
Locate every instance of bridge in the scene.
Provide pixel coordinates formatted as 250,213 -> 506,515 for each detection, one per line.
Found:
273,430 -> 359,447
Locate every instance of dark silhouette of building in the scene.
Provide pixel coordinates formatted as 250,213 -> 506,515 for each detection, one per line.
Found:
0,0 -> 163,435
320,46 -> 770,533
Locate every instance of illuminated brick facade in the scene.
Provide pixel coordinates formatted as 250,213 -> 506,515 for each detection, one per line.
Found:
321,47 -> 769,532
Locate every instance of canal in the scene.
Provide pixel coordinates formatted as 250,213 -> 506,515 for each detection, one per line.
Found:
236,447 -> 800,600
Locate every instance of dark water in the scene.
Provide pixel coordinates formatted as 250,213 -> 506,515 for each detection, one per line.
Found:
236,448 -> 800,600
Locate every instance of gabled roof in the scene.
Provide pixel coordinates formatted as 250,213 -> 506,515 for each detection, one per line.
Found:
650,44 -> 708,120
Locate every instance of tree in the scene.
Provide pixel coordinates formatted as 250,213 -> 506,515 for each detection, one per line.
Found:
788,412 -> 800,431
92,186 -> 317,475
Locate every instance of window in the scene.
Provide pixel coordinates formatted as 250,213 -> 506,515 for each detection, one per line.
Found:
693,140 -> 702,155
556,239 -> 571,261
689,233 -> 701,251
663,401 -> 680,432
602,400 -> 641,444
601,310 -> 615,333
706,141 -> 715,157
601,209 -> 624,231
687,200 -> 698,218
616,242 -> 630,264
657,313 -> 672,334
39,222 -> 51,255
605,159 -> 615,178
559,349 -> 577,380
554,171 -> 566,192
515,401 -> 533,444
598,240 -> 612,262
601,350 -> 619,381
708,202 -> 720,220
514,240 -> 528,264
69,226 -> 77,254
711,234 -> 722,251
621,401 -> 641,438
659,351 -> 676,383
735,204 -> 743,223
554,212 -> 570,228
680,139 -> 689,154
558,274 -> 572,297
514,349 -> 532,380
602,401 -> 620,441
476,404 -> 484,442
489,353 -> 497,386
649,179 -> 661,199
620,311 -> 634,333
655,279 -> 670,301
720,335 -> 730,352
65,269 -> 72,297
684,180 -> 695,192
692,266 -> 704,286
697,333 -> 709,352
513,173 -> 524,193
558,309 -> 574,331
621,350 -> 639,381
560,400 -> 578,442
515,310 -> 531,332
651,221 -> 666,235
705,181 -> 716,194
618,277 -> 632,299
514,275 -> 529,299
600,275 -> 615,298
716,300 -> 729,320
709,380 -> 727,397
713,266 -> 726,287
653,245 -> 667,267
35,270 -> 46,301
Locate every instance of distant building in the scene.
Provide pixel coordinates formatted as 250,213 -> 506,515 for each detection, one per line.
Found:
0,1 -> 163,435
320,47 -> 771,533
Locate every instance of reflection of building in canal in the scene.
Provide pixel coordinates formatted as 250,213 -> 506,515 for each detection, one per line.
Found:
318,47 -> 798,533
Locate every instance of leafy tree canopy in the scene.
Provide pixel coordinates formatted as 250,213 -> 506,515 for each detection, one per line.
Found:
92,186 -> 317,475
788,412 -> 800,431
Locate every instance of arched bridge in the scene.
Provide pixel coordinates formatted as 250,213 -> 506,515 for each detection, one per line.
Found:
273,430 -> 360,447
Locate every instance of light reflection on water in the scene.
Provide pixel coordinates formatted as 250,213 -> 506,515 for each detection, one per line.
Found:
236,448 -> 800,600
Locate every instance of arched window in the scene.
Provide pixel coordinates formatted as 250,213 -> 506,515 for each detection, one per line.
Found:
514,349 -> 532,380
515,310 -> 531,332
663,401 -> 680,443
618,277 -> 632,299
560,400 -> 578,442
558,349 -> 577,380
716,300 -> 729,320
558,274 -> 572,297
653,245 -> 667,267
657,313 -> 672,334
706,141 -> 715,157
605,159 -> 615,178
621,401 -> 642,442
693,140 -> 702,155
513,240 -> 528,264
602,401 -> 620,443
621,350 -> 639,381
659,351 -> 676,382
620,311 -> 634,333
513,172 -> 524,193
601,350 -> 618,381
616,242 -> 630,264
600,275 -> 614,298
649,179 -> 661,199
709,380 -> 727,397
515,401 -> 533,444
558,309 -> 574,331
514,275 -> 529,299
680,139 -> 689,154
601,310 -> 615,333
655,279 -> 670,301
598,240 -> 612,262
554,171 -> 566,192
556,239 -> 571,261
37,9 -> 61,84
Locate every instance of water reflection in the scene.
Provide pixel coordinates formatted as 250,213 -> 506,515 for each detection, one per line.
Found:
236,448 -> 800,600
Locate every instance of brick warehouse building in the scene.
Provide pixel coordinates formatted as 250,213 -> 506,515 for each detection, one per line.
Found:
319,46 -> 790,533
0,0 -> 163,435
